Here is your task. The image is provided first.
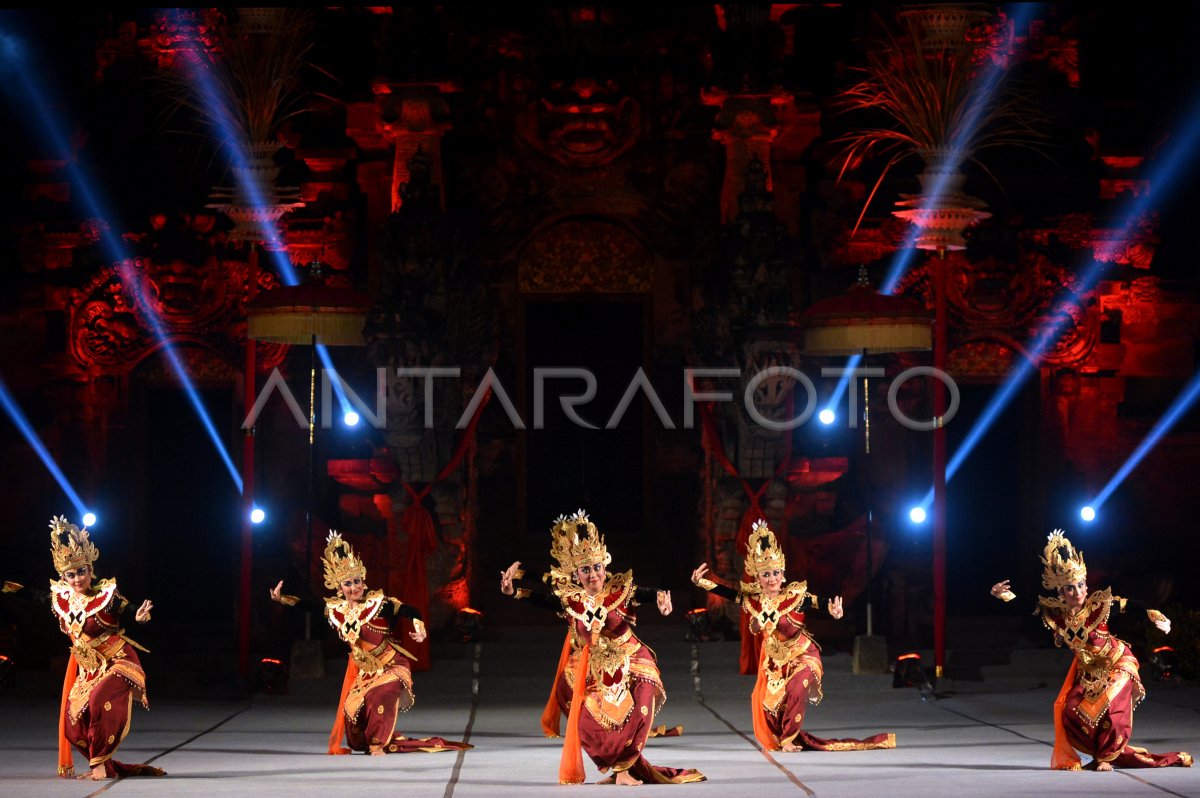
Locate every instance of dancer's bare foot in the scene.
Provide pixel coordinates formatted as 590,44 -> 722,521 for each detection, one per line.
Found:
615,770 -> 643,786
369,746 -> 386,757
781,742 -> 801,752
1095,761 -> 1113,772
596,774 -> 616,784
77,764 -> 109,780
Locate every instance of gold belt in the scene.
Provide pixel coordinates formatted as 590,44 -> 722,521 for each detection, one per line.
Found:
351,641 -> 395,675
763,631 -> 809,666
71,633 -> 125,673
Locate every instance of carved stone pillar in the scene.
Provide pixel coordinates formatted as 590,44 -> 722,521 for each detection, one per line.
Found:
297,148 -> 356,204
710,475 -> 745,622
770,95 -> 822,237
387,489 -> 413,601
26,159 -> 72,205
702,89 -> 791,225
432,479 -> 469,619
373,82 -> 457,213
346,102 -> 394,298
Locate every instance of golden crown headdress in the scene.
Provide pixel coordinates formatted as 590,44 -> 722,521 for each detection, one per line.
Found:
322,530 -> 367,591
49,515 -> 99,574
548,509 -> 611,579
745,519 -> 786,577
1041,529 -> 1087,592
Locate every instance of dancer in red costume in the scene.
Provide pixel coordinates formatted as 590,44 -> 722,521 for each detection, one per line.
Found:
14,516 -> 167,779
270,530 -> 470,756
991,529 -> 1191,771
501,509 -> 705,785
692,519 -> 895,753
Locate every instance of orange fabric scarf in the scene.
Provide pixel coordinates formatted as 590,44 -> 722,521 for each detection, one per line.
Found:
559,642 -> 591,784
542,631 -> 574,737
1051,659 -> 1082,770
327,656 -> 360,755
750,663 -> 778,751
57,653 -> 79,775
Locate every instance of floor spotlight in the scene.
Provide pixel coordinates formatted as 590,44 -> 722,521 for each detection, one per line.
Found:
250,507 -> 266,525
344,410 -> 360,427
257,657 -> 289,694
818,408 -> 835,426
455,607 -> 483,642
893,653 -> 923,687
82,512 -> 97,527
893,652 -> 934,698
909,507 -> 927,524
686,608 -> 712,641
1079,506 -> 1096,522
1150,646 -> 1178,682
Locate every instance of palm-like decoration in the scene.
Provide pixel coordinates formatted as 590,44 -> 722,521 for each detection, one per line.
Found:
161,8 -> 314,148
835,12 -> 1045,238
158,9 -> 314,240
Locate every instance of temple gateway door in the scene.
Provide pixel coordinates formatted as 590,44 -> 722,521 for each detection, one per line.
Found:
521,299 -> 647,554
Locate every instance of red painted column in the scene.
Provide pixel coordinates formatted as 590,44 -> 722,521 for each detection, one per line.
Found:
933,250 -> 948,677
238,245 -> 258,678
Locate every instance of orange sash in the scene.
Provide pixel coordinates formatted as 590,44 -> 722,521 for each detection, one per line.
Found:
558,643 -> 591,784
327,656 -> 360,755
740,614 -> 764,676
57,653 -> 79,775
1051,659 -> 1082,770
750,663 -> 778,751
542,631 -> 573,737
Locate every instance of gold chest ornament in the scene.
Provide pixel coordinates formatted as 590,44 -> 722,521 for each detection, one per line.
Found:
51,581 -> 116,641
328,594 -> 384,645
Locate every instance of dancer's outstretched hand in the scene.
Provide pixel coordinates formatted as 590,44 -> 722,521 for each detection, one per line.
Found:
135,599 -> 153,623
827,595 -> 843,619
269,580 -> 284,603
500,561 -> 520,595
690,563 -> 709,586
657,590 -> 673,616
1148,609 -> 1172,635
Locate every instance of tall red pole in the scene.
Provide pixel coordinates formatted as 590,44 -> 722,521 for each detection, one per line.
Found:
933,249 -> 948,678
238,245 -> 259,678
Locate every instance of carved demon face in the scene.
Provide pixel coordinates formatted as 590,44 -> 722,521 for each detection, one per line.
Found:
952,256 -> 1035,319
742,340 -> 802,438
144,257 -> 218,318
516,77 -> 641,167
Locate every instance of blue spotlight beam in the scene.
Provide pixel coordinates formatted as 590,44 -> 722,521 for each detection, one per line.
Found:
1092,369 -> 1200,510
823,353 -> 864,417
0,375 -> 89,518
117,264 -> 244,490
1,24 -> 243,492
316,347 -> 353,415
917,90 -> 1200,512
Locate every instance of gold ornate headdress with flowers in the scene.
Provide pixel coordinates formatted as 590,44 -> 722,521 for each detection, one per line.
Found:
322,530 -> 366,590
49,516 -> 98,574
1040,529 -> 1087,592
547,509 -> 611,583
744,519 -> 785,577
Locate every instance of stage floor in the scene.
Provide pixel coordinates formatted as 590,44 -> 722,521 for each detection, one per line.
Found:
1,624 -> 1195,798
